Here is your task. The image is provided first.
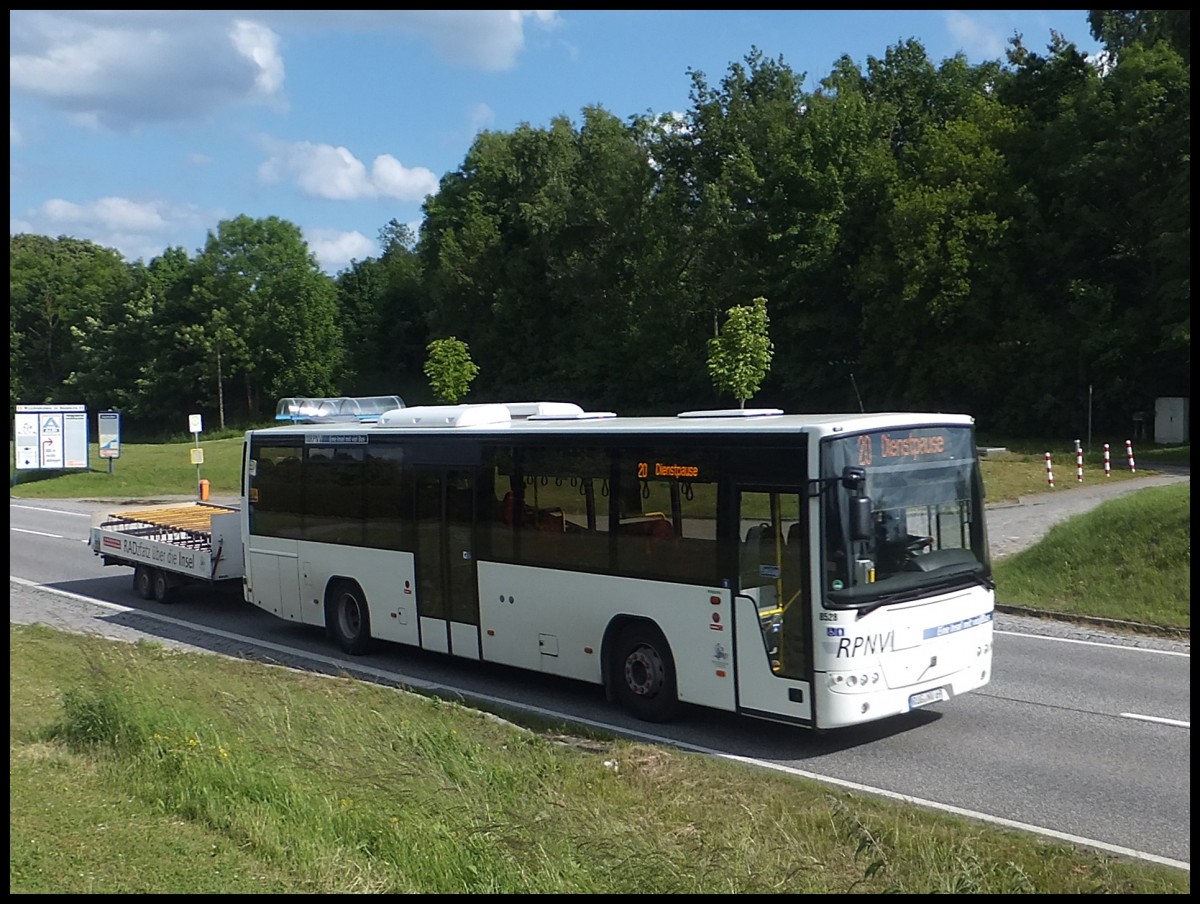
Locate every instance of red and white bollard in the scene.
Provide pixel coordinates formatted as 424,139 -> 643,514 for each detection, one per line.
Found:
1044,451 -> 1054,488
1126,439 -> 1137,473
1075,439 -> 1083,482
1103,443 -> 1111,477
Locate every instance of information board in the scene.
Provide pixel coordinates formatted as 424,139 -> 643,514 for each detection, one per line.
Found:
98,410 -> 121,459
14,404 -> 89,470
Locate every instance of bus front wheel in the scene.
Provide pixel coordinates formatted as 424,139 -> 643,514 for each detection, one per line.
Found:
328,581 -> 372,656
613,623 -> 679,723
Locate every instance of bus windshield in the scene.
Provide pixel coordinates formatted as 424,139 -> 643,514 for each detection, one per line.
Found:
821,426 -> 991,608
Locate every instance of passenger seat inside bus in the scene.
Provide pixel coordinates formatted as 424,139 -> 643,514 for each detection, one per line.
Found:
502,491 -> 565,532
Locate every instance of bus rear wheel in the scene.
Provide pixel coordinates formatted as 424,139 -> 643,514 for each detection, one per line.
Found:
133,566 -> 155,600
328,581 -> 372,655
613,623 -> 679,723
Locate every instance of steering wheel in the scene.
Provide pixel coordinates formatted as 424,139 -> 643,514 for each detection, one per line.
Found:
906,535 -> 934,555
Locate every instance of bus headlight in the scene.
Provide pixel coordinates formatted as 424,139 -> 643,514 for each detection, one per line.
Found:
827,670 -> 883,693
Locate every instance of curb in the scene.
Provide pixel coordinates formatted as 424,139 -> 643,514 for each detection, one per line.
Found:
996,604 -> 1189,641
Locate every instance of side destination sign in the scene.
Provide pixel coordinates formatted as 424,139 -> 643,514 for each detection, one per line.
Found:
305,434 -> 368,445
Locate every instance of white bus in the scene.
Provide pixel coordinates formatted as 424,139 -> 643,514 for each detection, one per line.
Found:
241,402 -> 994,730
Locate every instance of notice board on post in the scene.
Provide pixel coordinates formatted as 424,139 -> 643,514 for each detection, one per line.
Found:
14,404 -> 89,470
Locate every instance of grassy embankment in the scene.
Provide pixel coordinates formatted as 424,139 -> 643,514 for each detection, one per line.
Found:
9,437 -> 1190,892
9,624 -> 1190,894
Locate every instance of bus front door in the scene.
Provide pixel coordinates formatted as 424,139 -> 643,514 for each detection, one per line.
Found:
734,488 -> 813,723
414,469 -> 482,660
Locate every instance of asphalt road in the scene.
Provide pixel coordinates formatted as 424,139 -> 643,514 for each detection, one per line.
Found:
9,471 -> 1192,869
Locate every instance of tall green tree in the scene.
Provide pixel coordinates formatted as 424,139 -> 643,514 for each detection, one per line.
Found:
10,234 -> 135,409
421,107 -> 659,408
1089,9 -> 1190,63
707,296 -> 774,407
192,215 -> 344,421
996,27 -> 1189,434
335,219 -> 429,400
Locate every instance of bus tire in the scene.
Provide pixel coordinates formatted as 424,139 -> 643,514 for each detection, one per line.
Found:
134,565 -> 155,600
151,568 -> 174,604
612,622 -> 679,723
328,580 -> 372,656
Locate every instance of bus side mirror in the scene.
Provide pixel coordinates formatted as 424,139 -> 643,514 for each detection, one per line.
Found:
849,495 -> 873,541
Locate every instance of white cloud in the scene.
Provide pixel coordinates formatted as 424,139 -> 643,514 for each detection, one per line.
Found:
9,11 -> 286,129
8,11 -> 558,274
16,195 -> 212,264
42,196 -> 168,232
9,11 -> 559,131
468,103 -> 496,133
303,228 -> 380,274
944,11 -> 1013,62
259,139 -> 440,203
394,10 -> 562,71
230,20 -> 286,99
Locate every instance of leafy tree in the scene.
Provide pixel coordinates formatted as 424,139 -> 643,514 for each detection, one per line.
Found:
192,215 -> 343,421
424,337 -> 479,403
1089,9 -> 1190,63
422,108 -> 658,408
335,220 -> 429,400
995,28 -> 1189,433
707,297 -> 773,407
10,234 -> 135,408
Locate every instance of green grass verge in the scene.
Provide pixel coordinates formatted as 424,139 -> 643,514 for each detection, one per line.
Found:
992,483 -> 1190,630
9,625 -> 1190,894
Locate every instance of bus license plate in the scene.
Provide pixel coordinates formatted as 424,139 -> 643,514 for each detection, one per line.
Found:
909,687 -> 946,709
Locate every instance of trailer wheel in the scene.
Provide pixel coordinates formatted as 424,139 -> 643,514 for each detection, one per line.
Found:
612,622 -> 680,723
328,580 -> 372,655
151,569 -> 174,604
133,566 -> 155,600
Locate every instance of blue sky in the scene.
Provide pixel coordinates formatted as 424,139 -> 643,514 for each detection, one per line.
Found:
10,10 -> 1103,276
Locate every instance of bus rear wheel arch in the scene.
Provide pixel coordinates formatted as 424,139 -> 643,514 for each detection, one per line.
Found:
610,621 -> 680,723
327,579 -> 372,656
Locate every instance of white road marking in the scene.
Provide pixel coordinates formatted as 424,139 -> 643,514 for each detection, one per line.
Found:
1121,712 -> 1190,728
997,629 -> 1189,658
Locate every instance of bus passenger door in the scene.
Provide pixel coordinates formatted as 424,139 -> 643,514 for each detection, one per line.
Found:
414,469 -> 482,660
734,487 -> 812,723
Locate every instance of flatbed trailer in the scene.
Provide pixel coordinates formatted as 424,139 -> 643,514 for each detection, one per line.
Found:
89,501 -> 244,602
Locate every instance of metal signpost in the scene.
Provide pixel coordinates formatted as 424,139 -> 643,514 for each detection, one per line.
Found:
189,413 -> 207,499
